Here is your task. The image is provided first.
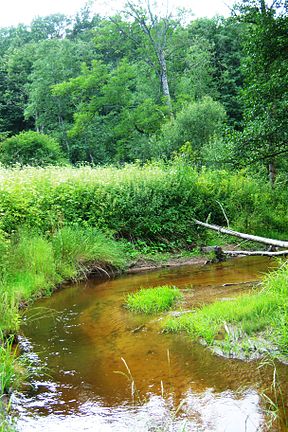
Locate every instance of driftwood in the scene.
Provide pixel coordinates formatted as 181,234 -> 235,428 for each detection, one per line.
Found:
194,219 -> 288,249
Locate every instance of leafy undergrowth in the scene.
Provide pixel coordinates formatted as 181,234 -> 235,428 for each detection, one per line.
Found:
0,164 -> 288,244
126,285 -> 183,314
164,261 -> 288,359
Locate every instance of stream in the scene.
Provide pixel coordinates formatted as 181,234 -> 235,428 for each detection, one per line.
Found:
13,256 -> 288,431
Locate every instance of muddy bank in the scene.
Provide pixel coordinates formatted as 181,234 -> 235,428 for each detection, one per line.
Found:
126,255 -> 208,273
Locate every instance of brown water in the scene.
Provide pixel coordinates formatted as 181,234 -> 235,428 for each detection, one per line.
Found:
14,257 -> 287,431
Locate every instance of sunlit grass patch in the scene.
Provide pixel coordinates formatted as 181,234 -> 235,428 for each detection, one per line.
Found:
126,285 -> 183,314
164,263 -> 288,355
164,290 -> 280,343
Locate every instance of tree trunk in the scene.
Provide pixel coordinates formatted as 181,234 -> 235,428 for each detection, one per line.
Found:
194,219 -> 288,248
268,161 -> 276,187
223,249 -> 288,257
159,49 -> 173,116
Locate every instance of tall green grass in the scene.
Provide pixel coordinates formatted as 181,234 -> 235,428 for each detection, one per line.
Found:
0,336 -> 26,395
0,227 -> 126,335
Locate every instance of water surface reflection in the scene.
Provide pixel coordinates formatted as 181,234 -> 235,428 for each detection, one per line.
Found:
15,257 -> 284,431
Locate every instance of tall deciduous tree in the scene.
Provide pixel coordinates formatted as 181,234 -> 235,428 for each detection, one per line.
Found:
111,0 -> 183,115
235,0 -> 288,183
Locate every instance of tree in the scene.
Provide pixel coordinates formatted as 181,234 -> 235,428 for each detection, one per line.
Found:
186,17 -> 244,127
234,0 -> 288,183
173,35 -> 218,107
30,14 -> 70,41
153,96 -> 227,162
53,59 -> 166,163
110,1 -> 183,115
0,43 -> 36,134
24,38 -> 95,157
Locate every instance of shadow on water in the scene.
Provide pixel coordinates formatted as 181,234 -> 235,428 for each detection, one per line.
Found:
13,257 -> 288,431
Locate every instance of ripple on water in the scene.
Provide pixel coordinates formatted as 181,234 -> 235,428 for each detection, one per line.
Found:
14,257 -> 284,431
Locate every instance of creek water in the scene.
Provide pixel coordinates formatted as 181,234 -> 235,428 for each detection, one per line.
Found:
13,257 -> 287,431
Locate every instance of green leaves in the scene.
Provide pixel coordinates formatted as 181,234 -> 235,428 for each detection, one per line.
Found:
235,0 -> 288,170
0,131 -> 66,167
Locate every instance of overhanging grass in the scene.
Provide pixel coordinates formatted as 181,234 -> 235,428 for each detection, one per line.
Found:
126,285 -> 183,314
164,263 -> 288,355
0,335 -> 26,396
0,227 -> 127,335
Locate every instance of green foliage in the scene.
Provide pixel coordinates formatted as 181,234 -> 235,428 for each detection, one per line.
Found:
126,285 -> 183,314
0,131 -> 66,166
234,0 -> 288,170
174,36 -> 218,106
53,59 -> 166,163
155,97 -> 226,161
24,38 -> 95,151
0,164 -> 287,243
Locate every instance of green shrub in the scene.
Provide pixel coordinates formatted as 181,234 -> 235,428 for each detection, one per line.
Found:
0,131 -> 66,167
154,97 -> 226,160
126,285 -> 183,313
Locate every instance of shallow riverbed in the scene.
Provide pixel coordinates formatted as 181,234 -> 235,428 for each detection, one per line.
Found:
13,256 -> 287,431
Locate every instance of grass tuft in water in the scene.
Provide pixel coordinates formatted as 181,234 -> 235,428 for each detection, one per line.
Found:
126,285 -> 183,314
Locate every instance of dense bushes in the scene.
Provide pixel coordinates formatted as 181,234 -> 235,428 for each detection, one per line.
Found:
0,131 -> 66,167
0,163 -> 286,244
153,97 -> 227,161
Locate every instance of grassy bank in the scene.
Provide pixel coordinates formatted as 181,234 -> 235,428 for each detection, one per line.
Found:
0,227 -> 127,336
164,261 -> 288,359
0,225 -> 127,424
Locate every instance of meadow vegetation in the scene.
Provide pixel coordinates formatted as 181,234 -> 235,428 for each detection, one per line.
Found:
0,164 -> 287,242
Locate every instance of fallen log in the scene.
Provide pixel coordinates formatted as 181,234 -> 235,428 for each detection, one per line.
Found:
223,249 -> 288,257
194,219 -> 288,248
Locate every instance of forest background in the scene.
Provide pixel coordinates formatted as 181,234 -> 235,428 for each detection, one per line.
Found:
0,0 -> 286,183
